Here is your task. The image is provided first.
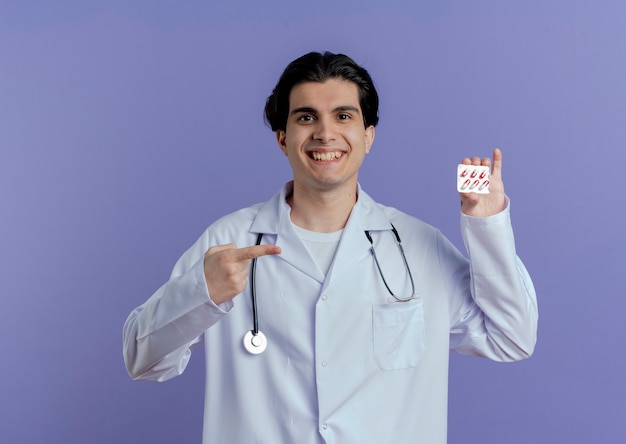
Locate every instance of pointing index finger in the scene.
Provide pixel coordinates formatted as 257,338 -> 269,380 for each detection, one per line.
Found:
235,244 -> 282,261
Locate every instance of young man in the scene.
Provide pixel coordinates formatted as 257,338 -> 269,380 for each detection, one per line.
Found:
123,51 -> 538,443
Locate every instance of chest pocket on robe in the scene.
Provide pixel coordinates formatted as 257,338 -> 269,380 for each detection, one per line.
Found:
372,298 -> 426,371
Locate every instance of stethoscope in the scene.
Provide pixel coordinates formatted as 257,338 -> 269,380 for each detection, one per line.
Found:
243,225 -> 417,355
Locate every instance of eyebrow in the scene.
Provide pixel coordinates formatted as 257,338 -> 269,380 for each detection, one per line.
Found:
289,105 -> 361,116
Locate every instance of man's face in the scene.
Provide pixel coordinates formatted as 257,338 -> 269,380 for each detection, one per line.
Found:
276,78 -> 375,195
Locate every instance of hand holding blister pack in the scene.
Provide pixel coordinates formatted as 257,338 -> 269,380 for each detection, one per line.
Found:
457,165 -> 490,194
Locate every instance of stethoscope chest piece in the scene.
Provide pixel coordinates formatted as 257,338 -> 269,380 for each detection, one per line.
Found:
243,330 -> 267,355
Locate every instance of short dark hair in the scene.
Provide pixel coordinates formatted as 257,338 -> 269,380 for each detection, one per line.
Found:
264,51 -> 379,131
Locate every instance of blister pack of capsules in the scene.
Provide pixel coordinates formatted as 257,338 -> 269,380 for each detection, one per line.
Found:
457,164 -> 490,194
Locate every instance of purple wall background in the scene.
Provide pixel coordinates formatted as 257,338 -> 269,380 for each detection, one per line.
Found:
2,1 -> 625,442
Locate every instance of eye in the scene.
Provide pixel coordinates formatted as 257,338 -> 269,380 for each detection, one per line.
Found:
297,114 -> 314,122
338,113 -> 350,120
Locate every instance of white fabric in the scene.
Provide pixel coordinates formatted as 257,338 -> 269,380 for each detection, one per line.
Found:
123,182 -> 538,444
291,222 -> 342,277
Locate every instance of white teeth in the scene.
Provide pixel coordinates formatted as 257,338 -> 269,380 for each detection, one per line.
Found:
312,151 -> 342,161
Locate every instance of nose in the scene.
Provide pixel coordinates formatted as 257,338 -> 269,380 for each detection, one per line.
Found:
312,117 -> 336,143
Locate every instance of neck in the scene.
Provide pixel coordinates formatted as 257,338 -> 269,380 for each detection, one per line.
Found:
287,182 -> 358,232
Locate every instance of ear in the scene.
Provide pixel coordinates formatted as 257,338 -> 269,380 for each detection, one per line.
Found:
364,125 -> 375,154
276,130 -> 287,155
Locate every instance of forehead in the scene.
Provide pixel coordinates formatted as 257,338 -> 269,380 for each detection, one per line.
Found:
289,78 -> 361,110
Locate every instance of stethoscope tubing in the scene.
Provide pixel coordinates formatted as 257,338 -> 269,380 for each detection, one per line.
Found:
365,224 -> 416,303
250,232 -> 263,336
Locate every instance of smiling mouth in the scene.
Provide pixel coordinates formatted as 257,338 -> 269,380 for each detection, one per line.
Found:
309,151 -> 344,161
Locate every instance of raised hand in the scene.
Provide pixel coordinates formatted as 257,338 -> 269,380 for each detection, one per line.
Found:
460,148 -> 507,217
203,243 -> 281,305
